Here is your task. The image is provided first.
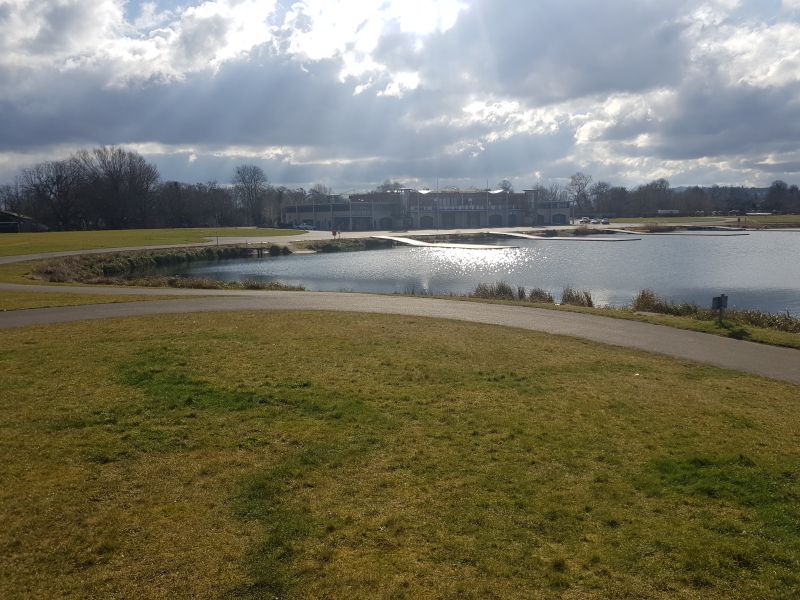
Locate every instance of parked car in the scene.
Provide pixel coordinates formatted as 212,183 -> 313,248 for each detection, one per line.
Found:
579,217 -> 591,224
590,218 -> 600,224
601,218 -> 609,225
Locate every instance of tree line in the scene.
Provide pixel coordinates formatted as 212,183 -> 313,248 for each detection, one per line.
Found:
1,150 -> 798,231
0,147 -> 307,231
537,173 -> 800,217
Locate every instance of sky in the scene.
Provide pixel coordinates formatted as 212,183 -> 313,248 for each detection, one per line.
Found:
1,0 -> 800,192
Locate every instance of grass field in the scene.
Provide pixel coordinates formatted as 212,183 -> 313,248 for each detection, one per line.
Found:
612,215 -> 800,226
612,217 -> 729,224
1,311 -> 797,599
0,227 -> 298,257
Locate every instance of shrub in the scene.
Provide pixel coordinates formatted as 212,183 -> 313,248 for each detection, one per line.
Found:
632,289 -> 699,317
561,287 -> 593,307
724,308 -> 800,333
528,288 -> 555,303
472,281 -> 516,300
641,224 -> 676,233
268,244 -> 282,256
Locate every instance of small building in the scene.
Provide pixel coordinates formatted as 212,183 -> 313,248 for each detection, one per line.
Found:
0,210 -> 46,233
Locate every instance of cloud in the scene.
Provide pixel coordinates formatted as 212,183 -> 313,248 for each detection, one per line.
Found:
0,0 -> 799,189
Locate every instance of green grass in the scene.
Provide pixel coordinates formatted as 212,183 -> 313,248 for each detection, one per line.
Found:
611,215 -> 800,227
0,227 -> 298,257
0,261 -> 43,284
612,217 -> 730,224
0,312 -> 798,599
0,291 -> 188,311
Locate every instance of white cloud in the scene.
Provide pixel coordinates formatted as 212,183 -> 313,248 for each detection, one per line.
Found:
0,0 -> 799,188
0,0 -> 276,83
281,0 -> 466,80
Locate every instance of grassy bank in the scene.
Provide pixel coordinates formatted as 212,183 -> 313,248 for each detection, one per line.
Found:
612,215 -> 800,227
457,283 -> 800,349
293,237 -> 395,253
0,227 -> 297,257
0,312 -> 797,598
25,245 -> 301,291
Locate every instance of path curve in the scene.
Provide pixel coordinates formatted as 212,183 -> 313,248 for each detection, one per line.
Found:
2,291 -> 798,385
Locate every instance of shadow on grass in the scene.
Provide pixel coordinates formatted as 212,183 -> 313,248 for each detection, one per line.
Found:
718,320 -> 751,340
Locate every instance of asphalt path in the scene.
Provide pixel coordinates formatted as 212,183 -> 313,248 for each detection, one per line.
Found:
1,289 -> 799,385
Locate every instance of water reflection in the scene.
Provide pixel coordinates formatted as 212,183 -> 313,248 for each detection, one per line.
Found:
165,231 -> 800,313
422,247 -> 533,276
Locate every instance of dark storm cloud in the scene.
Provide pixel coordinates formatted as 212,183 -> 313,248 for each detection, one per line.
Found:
146,122 -> 574,189
377,0 -> 691,103
749,160 -> 800,174
650,78 -> 800,160
0,47 -> 491,165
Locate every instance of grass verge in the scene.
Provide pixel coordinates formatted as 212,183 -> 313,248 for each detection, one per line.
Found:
0,227 -> 297,257
0,311 -> 797,599
0,291 -> 189,311
453,283 -> 800,350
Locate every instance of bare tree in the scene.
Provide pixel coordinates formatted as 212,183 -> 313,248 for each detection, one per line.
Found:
21,158 -> 83,230
497,179 -> 513,192
567,172 -> 593,211
77,146 -> 160,228
376,179 -> 404,192
233,164 -> 269,225
309,183 -> 332,197
0,178 -> 27,214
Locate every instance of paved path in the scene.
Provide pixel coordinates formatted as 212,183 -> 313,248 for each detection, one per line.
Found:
1,290 -> 798,385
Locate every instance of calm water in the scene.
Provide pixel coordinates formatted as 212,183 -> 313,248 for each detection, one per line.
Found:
167,231 -> 800,313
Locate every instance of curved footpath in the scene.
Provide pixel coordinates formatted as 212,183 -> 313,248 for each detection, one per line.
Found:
1,287 -> 799,385
1,236 -> 798,386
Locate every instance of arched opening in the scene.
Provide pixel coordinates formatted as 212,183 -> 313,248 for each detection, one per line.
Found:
420,215 -> 434,228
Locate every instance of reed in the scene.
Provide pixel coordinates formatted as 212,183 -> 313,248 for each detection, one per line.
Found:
472,281 -> 516,300
561,287 -> 594,307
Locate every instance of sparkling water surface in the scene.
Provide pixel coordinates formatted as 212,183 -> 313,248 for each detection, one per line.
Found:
164,231 -> 800,313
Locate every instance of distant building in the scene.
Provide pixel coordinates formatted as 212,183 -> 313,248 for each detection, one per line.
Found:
282,188 -> 570,231
0,210 -> 46,233
524,189 -> 571,226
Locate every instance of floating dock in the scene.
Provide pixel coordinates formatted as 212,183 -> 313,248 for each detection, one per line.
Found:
489,231 -> 641,242
372,235 -> 516,249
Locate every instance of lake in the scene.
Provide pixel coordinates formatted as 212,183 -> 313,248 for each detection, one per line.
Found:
163,231 -> 800,313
